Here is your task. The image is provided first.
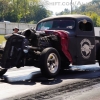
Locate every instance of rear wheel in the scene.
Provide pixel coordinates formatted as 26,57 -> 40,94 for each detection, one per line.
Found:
39,48 -> 61,78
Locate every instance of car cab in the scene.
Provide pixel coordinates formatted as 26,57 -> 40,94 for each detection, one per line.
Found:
36,15 -> 95,65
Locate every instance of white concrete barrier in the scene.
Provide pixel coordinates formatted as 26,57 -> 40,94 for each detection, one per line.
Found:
0,22 -> 36,34
94,27 -> 100,36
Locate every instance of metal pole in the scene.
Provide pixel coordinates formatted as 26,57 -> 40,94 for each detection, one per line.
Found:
17,0 -> 18,15
24,0 -> 26,22
71,0 -> 72,14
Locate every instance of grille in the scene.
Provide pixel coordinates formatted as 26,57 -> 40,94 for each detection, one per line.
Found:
1,35 -> 24,68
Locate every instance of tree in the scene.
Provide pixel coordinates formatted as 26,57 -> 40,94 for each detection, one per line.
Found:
73,0 -> 100,15
54,0 -> 100,27
0,0 -> 10,21
82,12 -> 100,27
56,8 -> 70,15
70,0 -> 100,26
0,0 -> 52,23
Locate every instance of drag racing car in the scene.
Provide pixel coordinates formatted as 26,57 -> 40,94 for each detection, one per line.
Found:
0,14 -> 100,78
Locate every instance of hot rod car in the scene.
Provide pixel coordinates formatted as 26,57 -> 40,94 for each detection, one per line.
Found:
0,14 -> 100,78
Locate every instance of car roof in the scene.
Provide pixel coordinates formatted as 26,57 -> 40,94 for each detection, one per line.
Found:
38,14 -> 91,23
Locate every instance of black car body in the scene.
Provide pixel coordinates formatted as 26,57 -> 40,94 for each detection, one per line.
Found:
0,14 -> 100,78
36,15 -> 97,65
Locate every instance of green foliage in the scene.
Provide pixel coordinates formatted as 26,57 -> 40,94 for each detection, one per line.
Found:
76,1 -> 100,15
56,8 -> 70,15
0,0 -> 51,23
96,17 -> 100,27
76,0 -> 100,27
55,0 -> 100,27
82,12 -> 100,27
0,35 -> 6,44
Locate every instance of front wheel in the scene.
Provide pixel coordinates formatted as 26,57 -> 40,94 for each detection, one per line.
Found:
0,67 -> 7,77
39,48 -> 61,78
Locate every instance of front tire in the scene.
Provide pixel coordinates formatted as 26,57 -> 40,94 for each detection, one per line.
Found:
39,48 -> 61,78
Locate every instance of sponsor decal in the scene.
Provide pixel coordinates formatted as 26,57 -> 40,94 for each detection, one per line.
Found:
80,39 -> 94,59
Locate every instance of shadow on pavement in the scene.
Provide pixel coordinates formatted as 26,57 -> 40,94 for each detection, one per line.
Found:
1,69 -> 100,86
31,69 -> 100,85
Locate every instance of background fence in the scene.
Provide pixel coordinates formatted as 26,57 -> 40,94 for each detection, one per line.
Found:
0,22 -> 36,35
94,27 -> 100,36
0,22 -> 100,36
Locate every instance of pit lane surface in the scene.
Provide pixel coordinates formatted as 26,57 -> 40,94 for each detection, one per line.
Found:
0,63 -> 100,100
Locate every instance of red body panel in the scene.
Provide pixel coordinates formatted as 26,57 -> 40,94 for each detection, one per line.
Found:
45,30 -> 72,63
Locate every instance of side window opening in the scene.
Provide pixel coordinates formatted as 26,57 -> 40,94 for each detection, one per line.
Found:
53,20 -> 75,29
79,21 -> 92,31
36,19 -> 75,31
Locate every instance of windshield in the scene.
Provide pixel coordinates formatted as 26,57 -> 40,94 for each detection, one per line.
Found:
36,19 -> 75,31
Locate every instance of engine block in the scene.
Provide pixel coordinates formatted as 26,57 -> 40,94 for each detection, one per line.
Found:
38,36 -> 51,48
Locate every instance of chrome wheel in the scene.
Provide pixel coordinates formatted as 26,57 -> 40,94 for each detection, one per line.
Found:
47,53 -> 59,74
40,48 -> 61,78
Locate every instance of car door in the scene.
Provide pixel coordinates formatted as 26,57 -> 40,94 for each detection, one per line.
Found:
76,20 -> 95,65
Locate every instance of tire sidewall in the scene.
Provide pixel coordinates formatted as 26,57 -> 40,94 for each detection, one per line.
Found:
39,47 -> 61,78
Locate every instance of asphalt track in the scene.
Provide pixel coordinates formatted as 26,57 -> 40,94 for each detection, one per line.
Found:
0,63 -> 100,100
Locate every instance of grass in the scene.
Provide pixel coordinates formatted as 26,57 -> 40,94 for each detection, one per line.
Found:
0,35 -> 6,44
